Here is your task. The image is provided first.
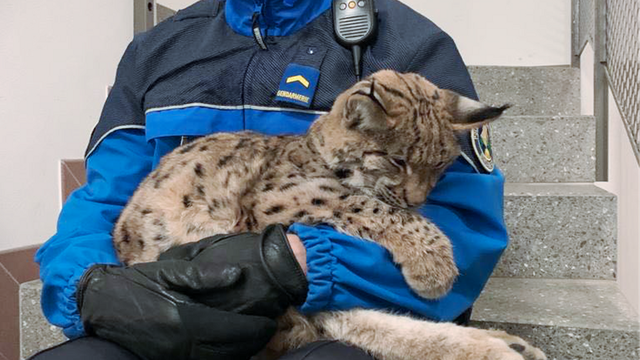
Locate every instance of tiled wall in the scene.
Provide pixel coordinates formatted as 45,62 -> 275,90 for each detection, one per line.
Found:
0,159 -> 85,360
60,160 -> 86,207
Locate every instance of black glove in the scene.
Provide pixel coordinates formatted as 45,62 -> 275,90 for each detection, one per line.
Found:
159,224 -> 308,318
77,261 -> 278,360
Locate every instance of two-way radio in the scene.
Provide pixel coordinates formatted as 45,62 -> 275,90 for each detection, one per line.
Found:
332,0 -> 378,81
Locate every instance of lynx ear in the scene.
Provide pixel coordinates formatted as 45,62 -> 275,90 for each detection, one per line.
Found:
445,90 -> 510,131
343,80 -> 394,131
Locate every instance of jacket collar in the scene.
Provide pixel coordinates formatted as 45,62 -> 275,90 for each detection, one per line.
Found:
225,0 -> 332,37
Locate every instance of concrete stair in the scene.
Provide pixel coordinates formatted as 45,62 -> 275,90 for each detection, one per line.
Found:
468,66 -> 639,359
20,281 -> 65,359
468,66 -> 581,116
18,65 -> 639,359
472,278 -> 639,360
499,184 -> 616,279
492,116 -> 596,183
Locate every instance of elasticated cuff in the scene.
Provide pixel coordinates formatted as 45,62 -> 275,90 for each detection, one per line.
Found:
261,224 -> 309,306
287,223 -> 337,314
60,264 -> 95,338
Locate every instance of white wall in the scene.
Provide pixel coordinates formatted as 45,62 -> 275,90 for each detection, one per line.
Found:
403,0 -> 572,66
580,42 -> 595,116
161,0 -> 573,66
159,0 -> 197,11
0,1 -> 133,251
596,91 -> 640,314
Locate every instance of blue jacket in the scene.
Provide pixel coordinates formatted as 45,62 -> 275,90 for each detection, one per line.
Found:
36,0 -> 508,339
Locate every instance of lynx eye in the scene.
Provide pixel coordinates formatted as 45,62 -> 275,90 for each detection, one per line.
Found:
434,161 -> 447,169
363,150 -> 388,157
389,157 -> 407,170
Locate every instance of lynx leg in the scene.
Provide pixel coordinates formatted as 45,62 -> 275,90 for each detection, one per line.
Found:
329,195 -> 458,299
480,330 -> 547,360
312,309 -> 546,360
261,309 -> 322,359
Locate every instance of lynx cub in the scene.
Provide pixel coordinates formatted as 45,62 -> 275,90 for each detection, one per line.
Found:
114,70 -> 546,360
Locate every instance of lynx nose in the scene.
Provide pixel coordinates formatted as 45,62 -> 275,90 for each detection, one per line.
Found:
404,185 -> 429,207
404,175 -> 435,207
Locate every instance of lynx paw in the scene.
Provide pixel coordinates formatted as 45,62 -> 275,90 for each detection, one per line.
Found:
453,328 -> 547,360
482,329 -> 547,360
400,244 -> 459,299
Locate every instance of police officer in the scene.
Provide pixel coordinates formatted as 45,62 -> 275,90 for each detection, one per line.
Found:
33,0 -> 508,359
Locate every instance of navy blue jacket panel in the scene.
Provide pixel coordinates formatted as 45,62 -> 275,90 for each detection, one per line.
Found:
37,0 -> 508,339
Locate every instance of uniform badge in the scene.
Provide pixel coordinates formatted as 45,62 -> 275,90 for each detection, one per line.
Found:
471,124 -> 494,172
275,64 -> 320,108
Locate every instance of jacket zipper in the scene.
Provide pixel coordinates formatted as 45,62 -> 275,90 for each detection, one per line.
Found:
252,12 -> 268,50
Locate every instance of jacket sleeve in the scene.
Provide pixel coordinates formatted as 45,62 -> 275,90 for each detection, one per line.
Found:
35,130 -> 153,338
290,31 -> 509,321
35,38 -> 151,339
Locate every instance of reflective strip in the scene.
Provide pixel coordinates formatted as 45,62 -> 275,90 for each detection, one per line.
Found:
85,125 -> 146,160
145,103 -> 329,115
459,152 -> 480,174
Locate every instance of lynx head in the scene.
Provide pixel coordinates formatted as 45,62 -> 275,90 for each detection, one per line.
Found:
313,69 -> 509,208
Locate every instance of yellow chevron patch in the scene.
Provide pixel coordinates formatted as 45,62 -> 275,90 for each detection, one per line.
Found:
286,75 -> 310,88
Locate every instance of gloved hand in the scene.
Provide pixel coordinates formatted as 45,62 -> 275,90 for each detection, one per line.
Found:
159,224 -> 308,318
77,261 -> 277,360
77,224 -> 308,360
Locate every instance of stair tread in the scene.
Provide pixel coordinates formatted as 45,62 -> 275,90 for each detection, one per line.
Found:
472,277 -> 639,332
467,66 -> 580,116
493,116 -> 596,183
504,183 -> 614,197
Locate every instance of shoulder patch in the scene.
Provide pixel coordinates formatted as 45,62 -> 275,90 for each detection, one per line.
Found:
471,124 -> 494,173
276,64 -> 320,108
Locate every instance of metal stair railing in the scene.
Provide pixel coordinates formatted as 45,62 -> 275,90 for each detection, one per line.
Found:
573,0 -> 640,172
606,0 -> 640,166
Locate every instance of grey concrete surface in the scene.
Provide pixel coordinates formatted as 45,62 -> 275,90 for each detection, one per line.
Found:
499,184 -> 617,279
20,281 -> 66,359
472,277 -> 639,360
468,66 -> 581,116
492,116 -> 596,183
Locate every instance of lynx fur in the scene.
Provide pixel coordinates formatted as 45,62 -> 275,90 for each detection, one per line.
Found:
114,70 -> 546,360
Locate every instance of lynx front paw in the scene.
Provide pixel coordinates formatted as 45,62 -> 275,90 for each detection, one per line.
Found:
482,329 -> 547,360
401,243 -> 459,299
450,328 -> 541,360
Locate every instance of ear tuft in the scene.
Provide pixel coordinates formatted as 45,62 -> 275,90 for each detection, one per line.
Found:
465,103 -> 511,124
447,91 -> 510,131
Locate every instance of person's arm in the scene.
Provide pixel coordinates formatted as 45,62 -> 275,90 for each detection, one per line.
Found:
291,30 -> 508,321
35,35 -> 151,337
36,129 -> 153,338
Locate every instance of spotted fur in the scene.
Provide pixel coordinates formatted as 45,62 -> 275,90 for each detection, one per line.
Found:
114,70 -> 544,360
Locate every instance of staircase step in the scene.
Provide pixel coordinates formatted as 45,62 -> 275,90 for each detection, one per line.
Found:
493,116 -> 596,183
499,184 -> 616,279
468,66 -> 581,116
471,277 -> 639,360
20,281 -> 65,359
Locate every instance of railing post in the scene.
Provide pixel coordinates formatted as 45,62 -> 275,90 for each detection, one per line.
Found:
571,0 -> 581,68
594,0 -> 608,181
134,0 -> 156,35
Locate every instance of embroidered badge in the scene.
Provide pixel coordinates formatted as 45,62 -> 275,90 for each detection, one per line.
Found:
276,64 -> 320,108
471,124 -> 494,172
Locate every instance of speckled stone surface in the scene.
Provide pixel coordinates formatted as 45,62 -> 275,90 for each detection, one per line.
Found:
468,66 -> 581,116
492,116 -> 596,183
472,322 -> 639,360
472,278 -> 640,360
474,278 -> 638,331
20,280 -> 66,359
500,184 -> 617,279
